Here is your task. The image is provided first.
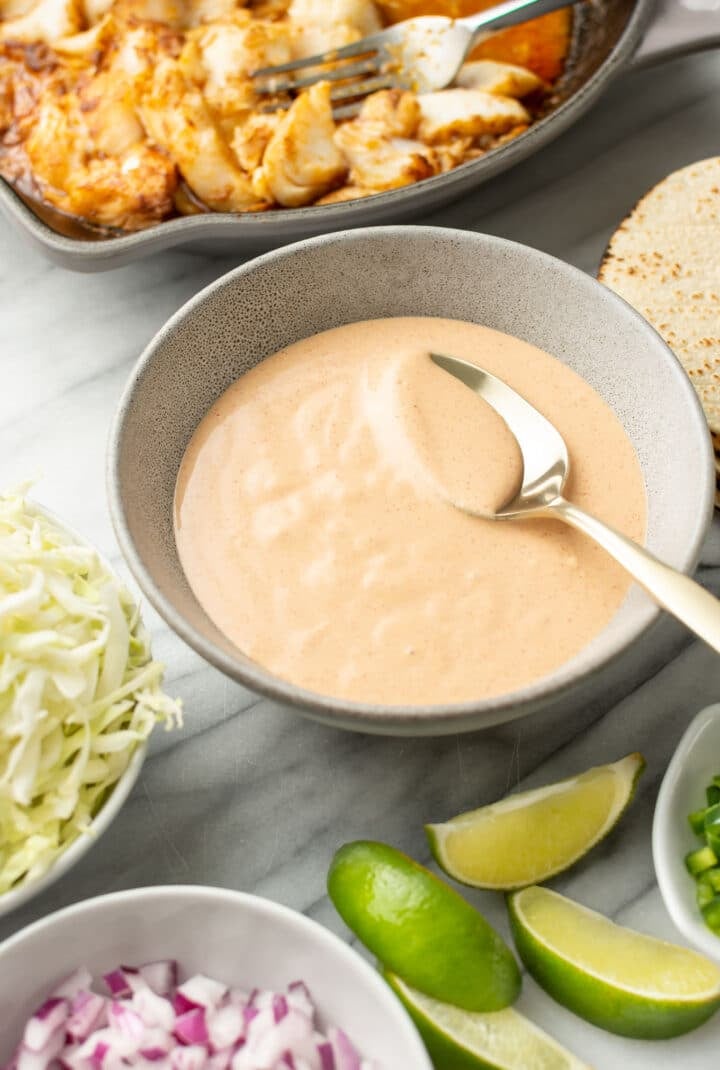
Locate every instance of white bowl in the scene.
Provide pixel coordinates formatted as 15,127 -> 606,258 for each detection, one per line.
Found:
0,502 -> 147,919
0,743 -> 145,920
0,885 -> 432,1067
653,704 -> 720,960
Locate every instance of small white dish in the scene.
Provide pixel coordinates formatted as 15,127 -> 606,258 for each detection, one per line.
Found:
0,885 -> 432,1068
653,703 -> 720,960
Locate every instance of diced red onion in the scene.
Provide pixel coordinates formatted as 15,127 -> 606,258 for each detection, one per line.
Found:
103,971 -> 132,999
121,968 -> 151,996
238,1008 -> 316,1068
56,1041 -> 81,1070
22,999 -> 69,1052
176,977 -> 226,1011
174,1008 -> 208,1046
17,1026 -> 66,1070
139,962 -> 178,998
317,1042 -> 335,1070
272,996 -> 288,1024
328,1029 -> 362,1070
133,989 -> 175,1032
286,983 -> 314,1021
52,969 -> 93,1001
66,992 -> 107,1042
77,1033 -> 109,1062
4,966 -> 377,1070
108,1001 -> 145,1040
87,1040 -> 109,1068
206,1005 -> 244,1050
170,1046 -> 207,1070
173,993 -> 197,1017
206,1052 -> 232,1070
242,1007 -> 258,1029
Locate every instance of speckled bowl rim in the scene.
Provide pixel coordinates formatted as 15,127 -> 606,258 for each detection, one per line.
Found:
107,225 -> 715,733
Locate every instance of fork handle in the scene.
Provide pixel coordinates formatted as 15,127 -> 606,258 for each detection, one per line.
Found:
458,0 -> 577,40
547,496 -> 720,654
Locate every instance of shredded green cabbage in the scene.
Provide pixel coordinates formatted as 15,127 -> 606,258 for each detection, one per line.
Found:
0,490 -> 182,894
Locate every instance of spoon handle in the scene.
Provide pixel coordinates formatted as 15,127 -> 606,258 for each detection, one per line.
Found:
549,497 -> 720,654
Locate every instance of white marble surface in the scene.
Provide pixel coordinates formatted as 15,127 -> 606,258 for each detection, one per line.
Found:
3,46 -> 720,1070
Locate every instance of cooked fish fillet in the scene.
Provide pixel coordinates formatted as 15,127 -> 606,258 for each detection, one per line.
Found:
335,119 -> 435,191
356,89 -> 420,139
288,0 -> 380,36
0,0 -> 36,19
257,80 -> 347,206
139,58 -> 263,210
0,0 -> 82,42
315,183 -> 374,204
78,69 -> 145,156
112,0 -> 185,25
192,15 -> 292,117
53,16 -> 112,53
82,0 -> 114,20
231,110 -> 280,172
186,0 -> 245,25
0,0 -> 549,228
287,0 -> 380,57
417,88 -> 529,143
19,76 -> 178,226
455,59 -> 543,97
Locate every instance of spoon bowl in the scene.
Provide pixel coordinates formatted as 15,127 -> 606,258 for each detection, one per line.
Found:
431,351 -> 720,655
430,352 -> 569,518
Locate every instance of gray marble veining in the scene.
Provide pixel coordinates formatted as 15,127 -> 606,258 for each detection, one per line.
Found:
3,46 -> 720,1069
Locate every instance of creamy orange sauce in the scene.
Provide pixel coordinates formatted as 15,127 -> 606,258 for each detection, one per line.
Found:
174,317 -> 646,706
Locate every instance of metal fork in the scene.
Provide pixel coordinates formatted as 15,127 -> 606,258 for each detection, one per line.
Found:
252,0 -> 575,114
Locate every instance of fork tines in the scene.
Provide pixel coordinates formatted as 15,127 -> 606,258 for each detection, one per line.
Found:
251,33 -> 393,109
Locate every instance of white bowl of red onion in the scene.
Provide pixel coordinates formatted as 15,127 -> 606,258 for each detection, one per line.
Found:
0,884 -> 432,1070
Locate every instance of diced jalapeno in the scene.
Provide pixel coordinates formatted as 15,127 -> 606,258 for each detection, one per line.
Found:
686,846 -> 718,876
689,809 -> 707,836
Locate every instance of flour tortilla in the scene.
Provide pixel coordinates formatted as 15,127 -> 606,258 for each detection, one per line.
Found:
599,157 -> 720,503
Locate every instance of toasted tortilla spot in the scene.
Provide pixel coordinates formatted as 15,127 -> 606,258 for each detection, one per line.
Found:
599,158 -> 720,456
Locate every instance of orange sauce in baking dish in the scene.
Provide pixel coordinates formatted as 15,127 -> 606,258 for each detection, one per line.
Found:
377,0 -> 573,83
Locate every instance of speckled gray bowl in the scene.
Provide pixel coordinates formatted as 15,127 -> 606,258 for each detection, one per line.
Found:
108,226 -> 714,735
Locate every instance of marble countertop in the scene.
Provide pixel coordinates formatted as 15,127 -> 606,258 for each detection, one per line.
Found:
3,44 -> 720,1070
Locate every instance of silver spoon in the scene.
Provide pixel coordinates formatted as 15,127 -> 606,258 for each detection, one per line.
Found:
430,352 -> 720,654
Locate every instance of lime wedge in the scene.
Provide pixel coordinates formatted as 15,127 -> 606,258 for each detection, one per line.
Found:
386,972 -> 590,1070
327,840 -> 520,1011
427,753 -> 644,890
508,885 -> 720,1039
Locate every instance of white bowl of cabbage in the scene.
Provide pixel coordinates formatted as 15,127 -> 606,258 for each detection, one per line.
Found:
0,490 -> 181,917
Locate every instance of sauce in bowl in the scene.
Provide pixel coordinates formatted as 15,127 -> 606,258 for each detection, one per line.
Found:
174,317 -> 646,706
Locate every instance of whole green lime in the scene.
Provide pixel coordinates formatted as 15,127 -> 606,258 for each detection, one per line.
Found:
327,840 -> 520,1011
